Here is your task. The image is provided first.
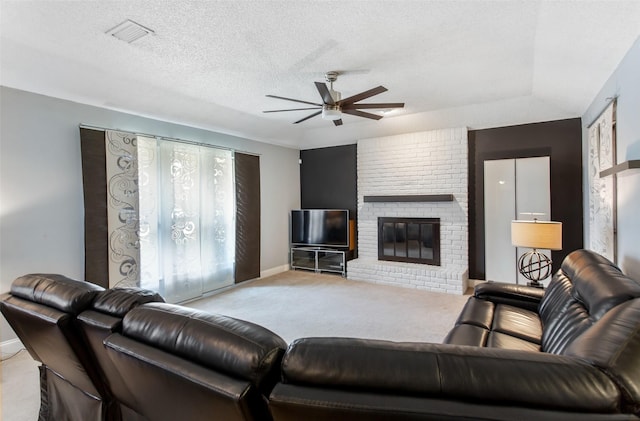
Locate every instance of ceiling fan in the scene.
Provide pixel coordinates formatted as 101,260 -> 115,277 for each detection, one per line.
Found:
263,71 -> 404,126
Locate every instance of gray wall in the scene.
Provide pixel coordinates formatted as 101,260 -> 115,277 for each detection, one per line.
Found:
0,86 -> 300,343
582,35 -> 640,280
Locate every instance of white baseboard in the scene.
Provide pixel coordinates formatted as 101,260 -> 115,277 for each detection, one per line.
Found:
1,338 -> 25,357
260,264 -> 290,279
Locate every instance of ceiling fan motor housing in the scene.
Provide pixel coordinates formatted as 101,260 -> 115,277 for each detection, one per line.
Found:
325,72 -> 342,103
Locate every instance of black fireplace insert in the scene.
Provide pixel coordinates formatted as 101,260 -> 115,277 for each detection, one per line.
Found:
378,217 -> 440,265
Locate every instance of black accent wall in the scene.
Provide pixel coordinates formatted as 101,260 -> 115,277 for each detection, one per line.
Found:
300,144 -> 357,217
468,118 -> 583,280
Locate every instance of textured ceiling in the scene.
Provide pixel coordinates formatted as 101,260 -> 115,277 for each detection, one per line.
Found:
2,1 -> 640,149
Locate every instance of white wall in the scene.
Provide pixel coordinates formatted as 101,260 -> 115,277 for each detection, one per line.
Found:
582,36 -> 640,280
0,87 -> 300,343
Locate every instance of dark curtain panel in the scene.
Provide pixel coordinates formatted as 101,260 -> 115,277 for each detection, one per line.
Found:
79,128 -> 109,288
234,153 -> 261,283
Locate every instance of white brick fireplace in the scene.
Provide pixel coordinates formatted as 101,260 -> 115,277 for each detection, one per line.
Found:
347,128 -> 469,294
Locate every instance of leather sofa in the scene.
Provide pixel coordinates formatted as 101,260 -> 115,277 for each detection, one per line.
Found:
2,249 -> 640,420
269,249 -> 640,420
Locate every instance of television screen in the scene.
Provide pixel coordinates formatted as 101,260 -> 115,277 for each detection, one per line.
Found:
291,209 -> 349,247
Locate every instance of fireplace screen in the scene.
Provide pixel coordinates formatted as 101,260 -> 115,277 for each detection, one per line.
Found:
378,218 -> 440,265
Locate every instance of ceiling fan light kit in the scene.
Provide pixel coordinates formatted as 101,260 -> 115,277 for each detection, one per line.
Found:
322,105 -> 342,120
264,71 -> 404,126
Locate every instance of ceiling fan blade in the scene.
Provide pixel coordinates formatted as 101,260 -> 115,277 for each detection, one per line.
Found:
314,82 -> 335,105
340,86 -> 388,105
343,109 -> 383,120
294,111 -> 322,124
266,94 -> 321,106
333,119 -> 343,126
342,102 -> 404,110
263,107 -> 320,113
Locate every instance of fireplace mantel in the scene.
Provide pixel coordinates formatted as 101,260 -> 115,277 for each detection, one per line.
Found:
363,194 -> 454,203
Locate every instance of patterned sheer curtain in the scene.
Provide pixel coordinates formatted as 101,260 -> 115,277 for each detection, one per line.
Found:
106,131 -> 235,302
587,100 -> 616,262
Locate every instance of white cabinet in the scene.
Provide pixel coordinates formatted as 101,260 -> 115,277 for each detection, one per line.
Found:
484,157 -> 551,284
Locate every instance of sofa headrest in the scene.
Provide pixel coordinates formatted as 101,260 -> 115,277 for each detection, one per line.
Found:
10,274 -> 103,315
281,337 -> 441,394
121,303 -> 287,386
92,287 -> 164,317
561,250 -> 640,320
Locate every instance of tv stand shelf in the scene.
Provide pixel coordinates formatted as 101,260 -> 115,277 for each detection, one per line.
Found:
291,247 -> 346,277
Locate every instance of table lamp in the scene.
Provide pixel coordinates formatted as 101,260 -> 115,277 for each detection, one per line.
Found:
511,220 -> 562,288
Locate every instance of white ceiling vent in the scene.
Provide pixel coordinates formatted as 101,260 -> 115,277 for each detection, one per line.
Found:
106,19 -> 154,43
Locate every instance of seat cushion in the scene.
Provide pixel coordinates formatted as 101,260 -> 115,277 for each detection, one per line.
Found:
486,331 -> 541,352
443,324 -> 489,346
445,297 -> 541,350
492,305 -> 542,344
454,297 -> 494,330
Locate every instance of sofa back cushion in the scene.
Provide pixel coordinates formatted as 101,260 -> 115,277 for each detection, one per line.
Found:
91,287 -> 164,317
539,249 -> 640,355
121,302 -> 287,390
104,303 -> 287,421
9,273 -> 103,314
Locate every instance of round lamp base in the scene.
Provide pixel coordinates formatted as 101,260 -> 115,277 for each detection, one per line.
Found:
518,250 -> 553,288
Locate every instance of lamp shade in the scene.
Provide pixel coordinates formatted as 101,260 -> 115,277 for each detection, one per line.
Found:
511,220 -> 562,250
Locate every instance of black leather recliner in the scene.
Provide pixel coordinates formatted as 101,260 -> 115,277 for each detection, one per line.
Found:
0,274 -> 110,420
0,274 -> 165,421
77,287 -> 165,420
102,302 -> 288,421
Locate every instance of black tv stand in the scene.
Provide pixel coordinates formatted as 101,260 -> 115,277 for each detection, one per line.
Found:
290,247 -> 346,277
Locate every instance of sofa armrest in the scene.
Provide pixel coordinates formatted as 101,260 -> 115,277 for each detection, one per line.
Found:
473,281 -> 544,311
282,337 -> 621,413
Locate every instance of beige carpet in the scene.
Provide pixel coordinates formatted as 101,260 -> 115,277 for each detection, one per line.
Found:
190,270 -> 470,343
1,270 -> 470,420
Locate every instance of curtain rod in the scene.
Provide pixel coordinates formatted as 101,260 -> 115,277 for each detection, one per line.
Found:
586,96 -> 617,129
79,124 -> 261,157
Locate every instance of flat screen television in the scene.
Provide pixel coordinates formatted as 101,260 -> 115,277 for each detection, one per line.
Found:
291,209 -> 349,248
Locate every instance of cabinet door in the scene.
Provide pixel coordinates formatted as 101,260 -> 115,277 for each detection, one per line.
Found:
291,249 -> 316,270
484,157 -> 550,284
317,251 -> 344,272
484,159 -> 516,282
515,157 -> 551,285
